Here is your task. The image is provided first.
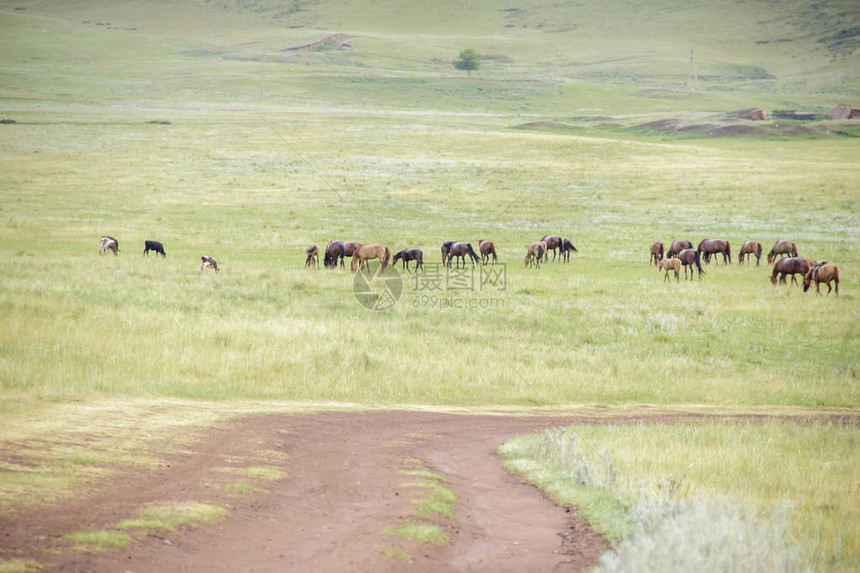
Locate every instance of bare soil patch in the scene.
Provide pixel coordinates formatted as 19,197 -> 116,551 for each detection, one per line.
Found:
2,409 -> 857,572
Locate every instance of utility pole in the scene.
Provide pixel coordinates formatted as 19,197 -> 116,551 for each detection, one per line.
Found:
686,47 -> 698,92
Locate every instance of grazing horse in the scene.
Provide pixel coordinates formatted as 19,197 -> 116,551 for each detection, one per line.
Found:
738,241 -> 763,266
770,257 -> 815,286
392,249 -> 424,272
446,242 -> 480,268
440,241 -> 454,266
99,236 -> 119,256
305,244 -> 319,268
143,240 -> 166,257
697,239 -> 731,265
324,241 -> 346,269
525,242 -> 545,268
200,255 -> 219,272
650,241 -> 664,266
561,238 -> 578,262
658,258 -> 681,282
767,240 -> 799,265
803,262 -> 839,296
668,239 -> 693,258
677,248 -> 705,280
540,235 -> 563,262
478,239 -> 498,265
351,244 -> 391,272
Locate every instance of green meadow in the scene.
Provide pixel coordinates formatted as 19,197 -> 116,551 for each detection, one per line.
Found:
1,0 -> 859,568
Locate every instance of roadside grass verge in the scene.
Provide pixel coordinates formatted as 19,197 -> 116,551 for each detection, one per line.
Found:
67,502 -> 226,552
382,459 -> 457,547
499,420 -> 859,571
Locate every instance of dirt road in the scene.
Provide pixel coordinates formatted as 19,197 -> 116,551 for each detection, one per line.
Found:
3,411 -> 613,572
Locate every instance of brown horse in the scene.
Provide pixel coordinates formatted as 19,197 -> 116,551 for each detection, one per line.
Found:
351,244 -> 390,272
446,242 -> 480,268
305,244 -> 319,268
767,240 -> 799,265
803,262 -> 839,296
561,238 -> 578,262
738,241 -> 763,266
678,248 -> 705,280
324,241 -> 346,269
541,235 -> 563,262
525,242 -> 545,268
392,249 -> 423,272
650,241 -> 664,266
478,239 -> 498,265
697,239 -> 731,265
440,241 -> 454,266
658,258 -> 681,282
770,257 -> 815,286
668,239 -> 693,258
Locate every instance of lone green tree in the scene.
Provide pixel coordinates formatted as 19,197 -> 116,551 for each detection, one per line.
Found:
453,48 -> 481,77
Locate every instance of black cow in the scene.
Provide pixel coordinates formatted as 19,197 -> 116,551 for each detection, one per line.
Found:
143,240 -> 166,257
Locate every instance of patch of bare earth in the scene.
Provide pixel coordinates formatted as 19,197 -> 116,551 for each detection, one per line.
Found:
2,410 -> 857,572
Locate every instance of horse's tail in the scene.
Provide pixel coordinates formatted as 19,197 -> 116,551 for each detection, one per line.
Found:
467,243 -> 479,262
659,243 -> 664,258
834,267 -> 840,296
695,250 -> 705,278
491,244 -> 497,261
756,242 -> 762,258
725,241 -> 731,264
382,246 -> 391,268
792,243 -> 799,258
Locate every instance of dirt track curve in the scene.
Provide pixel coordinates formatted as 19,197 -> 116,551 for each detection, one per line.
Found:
5,409 -> 855,572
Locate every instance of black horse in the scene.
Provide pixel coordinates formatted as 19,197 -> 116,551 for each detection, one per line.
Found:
561,238 -> 578,262
392,249 -> 424,272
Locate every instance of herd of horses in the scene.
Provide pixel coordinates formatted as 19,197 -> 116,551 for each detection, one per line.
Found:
99,233 -> 839,297
304,235 -> 580,273
651,238 -> 840,296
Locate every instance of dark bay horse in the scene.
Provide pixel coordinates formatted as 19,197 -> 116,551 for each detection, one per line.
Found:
392,249 -> 424,272
697,239 -> 731,265
525,242 -> 545,268
770,257 -> 815,286
324,240 -> 346,269
803,262 -> 839,296
678,248 -> 705,280
446,242 -> 480,268
478,239 -> 498,265
650,241 -> 664,266
440,241 -> 454,266
767,240 -> 799,265
738,241 -> 763,266
351,244 -> 391,272
668,239 -> 693,258
561,238 -> 578,262
541,235 -> 563,262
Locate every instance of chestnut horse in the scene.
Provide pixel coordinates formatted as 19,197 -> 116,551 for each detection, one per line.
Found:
392,249 -> 424,272
650,241 -> 664,266
738,241 -> 763,266
541,235 -> 563,262
305,244 -> 319,268
770,257 -> 815,286
525,242 -> 545,268
658,257 -> 681,282
561,238 -> 578,262
478,239 -> 498,265
803,262 -> 839,296
678,248 -> 705,280
767,240 -> 799,265
697,239 -> 731,265
668,239 -> 693,258
351,244 -> 390,272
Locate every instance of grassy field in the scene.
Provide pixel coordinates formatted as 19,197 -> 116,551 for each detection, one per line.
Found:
1,0 -> 859,569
